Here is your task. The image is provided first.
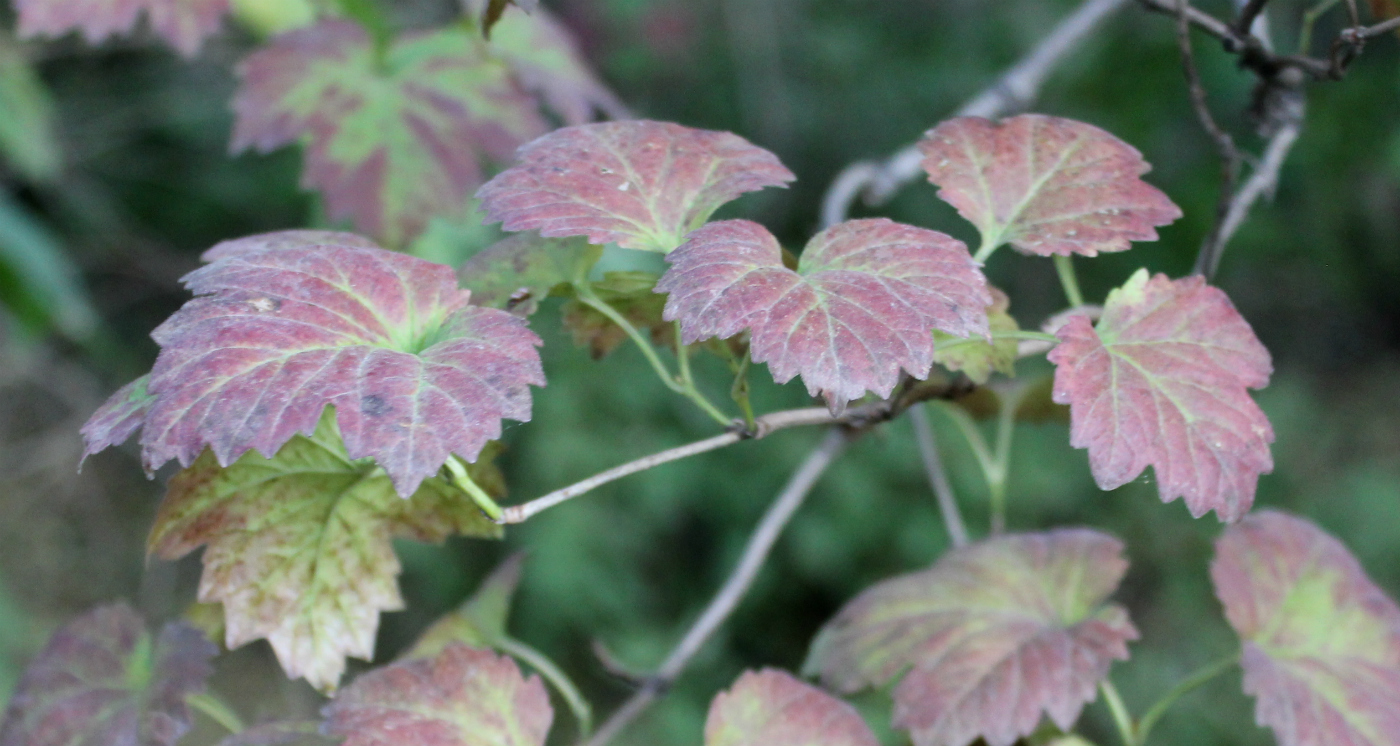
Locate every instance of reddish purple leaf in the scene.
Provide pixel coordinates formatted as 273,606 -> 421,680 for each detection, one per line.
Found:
1048,269 -> 1274,522
657,218 -> 990,411
487,7 -> 628,125
231,21 -> 546,247
15,0 -> 228,56
201,230 -> 381,262
0,604 -> 216,746
80,233 -> 543,498
920,115 -> 1181,257
476,120 -> 795,252
705,669 -> 878,746
1213,511 -> 1400,746
80,375 -> 153,462
804,530 -> 1138,746
323,644 -> 552,746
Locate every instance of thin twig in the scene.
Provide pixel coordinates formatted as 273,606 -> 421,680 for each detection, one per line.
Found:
1192,113 -> 1302,277
820,0 -> 1131,227
1232,0 -> 1271,37
1178,0 -> 1245,269
1344,14 -> 1400,39
1139,0 -> 1335,77
909,406 -> 968,547
582,430 -> 850,746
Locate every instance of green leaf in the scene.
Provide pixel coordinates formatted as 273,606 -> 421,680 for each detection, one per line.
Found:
232,21 -> 547,247
0,34 -> 61,182
147,411 -> 503,693
1212,511 -> 1400,746
324,644 -> 552,746
458,233 -> 600,316
0,604 -> 216,746
408,552 -> 526,658
933,287 -> 1018,384
0,192 -> 97,339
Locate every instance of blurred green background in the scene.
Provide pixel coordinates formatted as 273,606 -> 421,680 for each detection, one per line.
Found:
0,0 -> 1398,744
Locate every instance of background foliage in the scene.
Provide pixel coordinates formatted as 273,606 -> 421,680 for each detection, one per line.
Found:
0,0 -> 1397,744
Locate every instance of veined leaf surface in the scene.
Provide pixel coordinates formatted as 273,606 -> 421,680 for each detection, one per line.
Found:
1048,269 -> 1273,522
920,115 -> 1180,257
149,413 -> 503,692
1213,511 -> 1400,746
705,669 -> 878,746
457,233 -> 599,316
657,218 -> 990,411
477,120 -> 794,252
80,233 -> 544,498
323,644 -> 552,746
15,0 -> 228,56
0,604 -> 215,746
932,287 -> 1018,384
232,21 -> 546,247
805,530 -> 1137,746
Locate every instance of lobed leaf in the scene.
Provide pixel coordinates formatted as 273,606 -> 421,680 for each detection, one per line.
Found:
457,233 -> 600,316
657,218 -> 990,411
0,603 -> 216,746
1048,269 -> 1274,522
231,21 -> 546,247
81,233 -> 544,498
323,644 -> 552,746
1213,511 -> 1400,746
932,287 -> 1018,384
920,115 -> 1181,257
476,120 -> 795,253
148,411 -> 503,693
804,529 -> 1138,746
14,0 -> 229,56
487,7 -> 628,125
705,669 -> 878,746
80,375 -> 154,463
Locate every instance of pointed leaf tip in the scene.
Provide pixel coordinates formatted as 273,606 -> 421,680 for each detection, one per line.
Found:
1213,511 -> 1400,746
324,644 -> 553,746
135,233 -> 542,498
476,120 -> 795,253
231,21 -> 546,246
81,374 -> 154,462
1048,269 -> 1274,522
15,0 -> 230,56
0,603 -> 216,746
658,218 -> 990,411
705,669 -> 878,746
805,529 -> 1137,746
920,114 -> 1181,257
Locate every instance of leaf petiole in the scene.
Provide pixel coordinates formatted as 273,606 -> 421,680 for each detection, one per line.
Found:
186,692 -> 245,735
1054,254 -> 1086,308
1099,679 -> 1135,746
497,636 -> 594,737
1134,652 -> 1239,744
972,232 -> 1002,264
445,456 -> 504,522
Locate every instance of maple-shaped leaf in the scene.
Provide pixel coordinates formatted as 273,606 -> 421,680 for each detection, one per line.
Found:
408,553 -> 526,659
562,271 -> 672,358
705,669 -> 878,746
920,115 -> 1181,257
488,7 -> 628,125
1212,511 -> 1400,746
933,287 -> 1018,384
201,229 -> 382,262
14,0 -> 228,56
0,603 -> 216,746
804,530 -> 1138,746
1047,269 -> 1274,522
80,374 -> 154,462
79,233 -> 544,498
149,411 -> 503,693
231,21 -> 547,247
657,218 -> 990,411
323,644 -> 552,746
458,233 -> 600,316
476,120 -> 795,253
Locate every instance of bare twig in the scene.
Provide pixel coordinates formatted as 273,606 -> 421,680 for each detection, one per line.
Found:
1232,0 -> 1271,38
820,0 -> 1132,227
909,405 -> 968,547
1193,112 -> 1302,277
582,430 -> 850,746
1178,0 -> 1245,266
1343,14 -> 1400,40
502,379 -> 969,524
